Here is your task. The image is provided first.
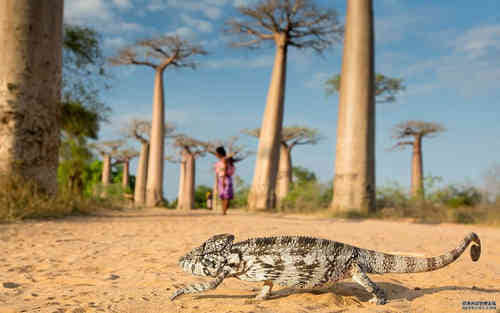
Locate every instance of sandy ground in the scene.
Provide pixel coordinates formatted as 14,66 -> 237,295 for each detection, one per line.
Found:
0,208 -> 499,313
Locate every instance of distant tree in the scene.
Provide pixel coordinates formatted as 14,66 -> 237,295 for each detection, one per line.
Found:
109,35 -> 207,207
391,120 -> 446,198
244,126 -> 323,205
121,118 -> 176,206
325,73 -> 405,103
226,0 -> 343,210
113,148 -> 139,191
89,140 -> 124,190
169,135 -> 207,210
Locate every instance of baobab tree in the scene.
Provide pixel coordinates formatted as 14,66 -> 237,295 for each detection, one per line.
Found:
325,73 -> 405,103
170,135 -> 207,210
113,148 -> 139,190
0,1 -> 63,194
205,136 -> 253,211
329,0 -> 375,213
391,121 -> 445,198
89,140 -> 124,190
226,0 -> 343,210
109,36 -> 207,207
122,118 -> 176,206
244,126 -> 323,205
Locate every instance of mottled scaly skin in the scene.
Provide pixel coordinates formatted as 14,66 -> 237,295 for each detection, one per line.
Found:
171,233 -> 481,305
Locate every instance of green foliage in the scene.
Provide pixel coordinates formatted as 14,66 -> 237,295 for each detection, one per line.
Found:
233,175 -> 250,208
195,185 -> 213,209
280,181 -> 331,213
279,167 -> 331,213
325,73 -> 405,103
376,181 -> 411,210
430,184 -> 482,208
63,24 -> 110,122
292,166 -> 317,185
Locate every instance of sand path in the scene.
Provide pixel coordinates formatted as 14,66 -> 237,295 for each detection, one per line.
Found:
1,208 -> 499,313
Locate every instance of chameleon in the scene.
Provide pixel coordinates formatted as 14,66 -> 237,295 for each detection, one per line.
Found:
170,232 -> 481,305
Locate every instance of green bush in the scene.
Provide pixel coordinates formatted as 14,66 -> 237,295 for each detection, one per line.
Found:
430,184 -> 482,208
279,181 -> 331,213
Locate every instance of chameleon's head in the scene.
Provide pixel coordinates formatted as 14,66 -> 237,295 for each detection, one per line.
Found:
178,233 -> 235,277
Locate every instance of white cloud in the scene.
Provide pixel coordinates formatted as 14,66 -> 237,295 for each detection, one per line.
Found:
112,0 -> 133,9
65,0 -> 145,34
166,27 -> 198,40
206,54 -> 274,69
104,37 -> 127,49
451,25 -> 500,59
180,14 -> 213,33
304,72 -> 330,89
147,0 -> 223,19
65,0 -> 112,23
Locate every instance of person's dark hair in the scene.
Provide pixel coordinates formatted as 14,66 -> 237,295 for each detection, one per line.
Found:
215,146 -> 226,157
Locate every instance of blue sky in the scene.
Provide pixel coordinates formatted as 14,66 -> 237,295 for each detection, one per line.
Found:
65,0 -> 500,200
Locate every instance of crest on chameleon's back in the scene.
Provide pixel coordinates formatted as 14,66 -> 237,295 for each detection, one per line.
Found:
178,234 -> 235,277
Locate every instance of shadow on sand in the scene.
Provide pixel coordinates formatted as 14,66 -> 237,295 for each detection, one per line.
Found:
194,282 -> 500,305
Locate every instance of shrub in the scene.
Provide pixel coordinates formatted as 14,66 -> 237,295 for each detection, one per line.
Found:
0,172 -> 126,222
279,181 -> 331,213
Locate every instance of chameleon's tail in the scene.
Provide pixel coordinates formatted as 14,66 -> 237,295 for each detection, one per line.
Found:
364,232 -> 481,274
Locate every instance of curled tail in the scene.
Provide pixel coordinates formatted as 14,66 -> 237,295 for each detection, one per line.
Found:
363,232 -> 481,274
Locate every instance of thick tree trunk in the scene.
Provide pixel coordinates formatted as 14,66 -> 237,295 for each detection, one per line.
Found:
0,0 -> 63,194
212,173 -> 222,212
134,142 -> 149,206
145,69 -> 165,207
248,40 -> 288,211
102,155 -> 111,186
276,143 -> 292,206
122,161 -> 130,189
330,0 -> 375,213
178,153 -> 195,210
101,154 -> 111,197
411,135 -> 424,198
177,158 -> 186,209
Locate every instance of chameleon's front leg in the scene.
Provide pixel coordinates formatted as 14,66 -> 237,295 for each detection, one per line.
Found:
170,272 -> 227,301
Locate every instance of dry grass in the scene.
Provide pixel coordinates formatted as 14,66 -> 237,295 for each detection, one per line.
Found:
0,173 -> 123,222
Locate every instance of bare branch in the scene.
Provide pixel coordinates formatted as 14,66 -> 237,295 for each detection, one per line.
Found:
204,136 -> 253,163
392,120 -> 446,140
226,0 -> 343,53
243,125 -> 323,149
113,148 -> 139,163
389,141 -> 414,151
89,140 -> 125,156
121,118 -> 176,143
171,134 -> 208,158
108,35 -> 207,71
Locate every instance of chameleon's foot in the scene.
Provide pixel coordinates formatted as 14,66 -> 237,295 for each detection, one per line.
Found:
170,289 -> 184,301
351,263 -> 387,305
254,281 -> 273,300
368,296 -> 387,305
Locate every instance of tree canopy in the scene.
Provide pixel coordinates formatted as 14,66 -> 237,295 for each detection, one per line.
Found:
226,0 -> 343,52
325,73 -> 405,103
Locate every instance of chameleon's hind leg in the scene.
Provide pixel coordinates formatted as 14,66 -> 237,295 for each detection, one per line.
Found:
350,264 -> 387,305
255,280 -> 273,300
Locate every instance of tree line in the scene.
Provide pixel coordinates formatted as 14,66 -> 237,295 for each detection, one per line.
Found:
0,0 -> 448,215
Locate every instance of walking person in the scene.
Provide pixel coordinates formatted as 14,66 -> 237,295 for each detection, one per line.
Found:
214,146 -> 235,215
